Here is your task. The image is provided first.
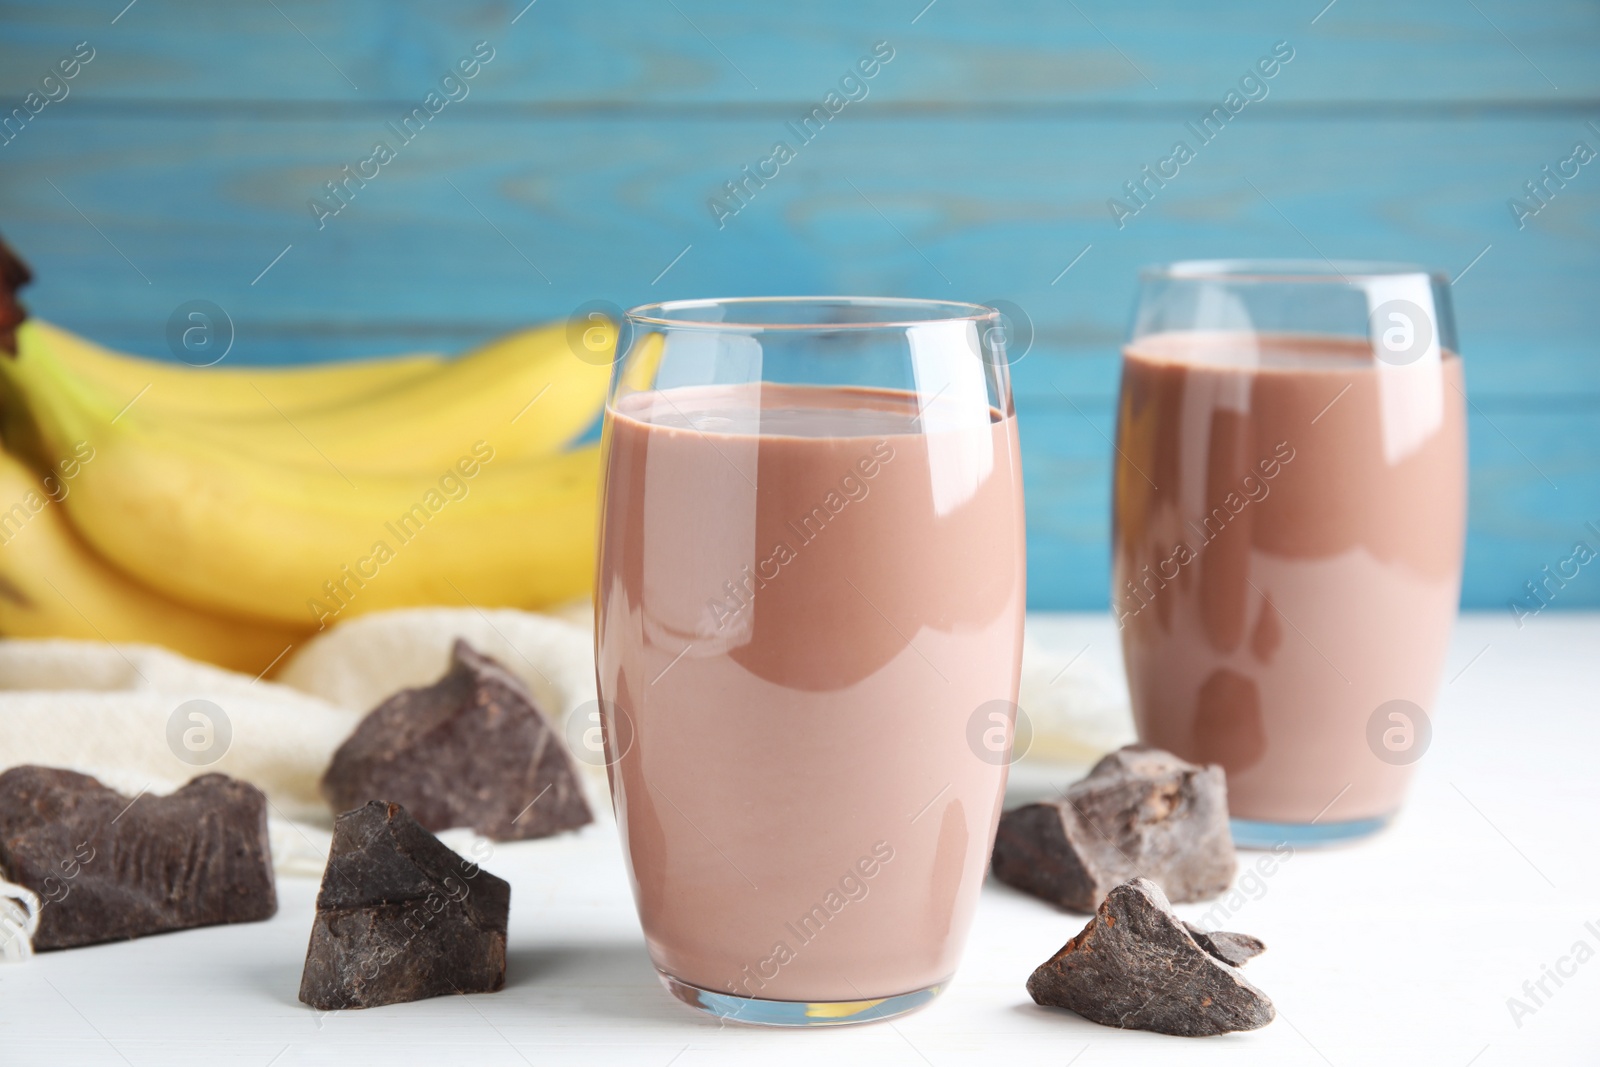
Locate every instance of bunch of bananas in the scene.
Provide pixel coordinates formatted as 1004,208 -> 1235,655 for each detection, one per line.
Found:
0,316 -> 620,676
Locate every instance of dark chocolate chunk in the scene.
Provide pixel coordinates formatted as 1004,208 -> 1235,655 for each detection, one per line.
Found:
1028,878 -> 1274,1036
0,765 -> 276,950
322,639 -> 592,840
1184,921 -> 1266,967
299,801 -> 509,1010
0,233 -> 30,356
991,744 -> 1236,911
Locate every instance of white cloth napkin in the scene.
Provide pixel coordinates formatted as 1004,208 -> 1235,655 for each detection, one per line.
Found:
0,608 -> 1131,882
0,608 -> 599,809
0,640 -> 363,820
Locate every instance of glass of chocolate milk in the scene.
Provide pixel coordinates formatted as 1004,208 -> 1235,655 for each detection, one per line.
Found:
1113,261 -> 1466,847
595,297 -> 1026,1025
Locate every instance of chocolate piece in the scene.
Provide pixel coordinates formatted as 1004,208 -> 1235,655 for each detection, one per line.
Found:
0,234 -> 31,356
0,765 -> 276,950
299,801 -> 509,1010
1184,921 -> 1266,967
322,639 -> 592,840
1028,878 -> 1274,1036
991,744 -> 1236,911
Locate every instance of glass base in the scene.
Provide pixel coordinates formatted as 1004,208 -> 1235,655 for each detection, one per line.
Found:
658,970 -> 944,1027
1230,813 -> 1394,849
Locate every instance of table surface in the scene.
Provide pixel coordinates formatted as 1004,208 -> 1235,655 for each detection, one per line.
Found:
2,612 -> 1596,1066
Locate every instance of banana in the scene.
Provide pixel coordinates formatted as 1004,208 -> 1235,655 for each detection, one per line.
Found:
0,447 -> 310,675
23,319 -> 443,417
0,344 -> 600,626
24,318 -> 613,474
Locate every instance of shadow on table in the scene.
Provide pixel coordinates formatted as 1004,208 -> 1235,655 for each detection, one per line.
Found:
246,958 -> 318,1013
504,941 -> 717,1026
246,939 -> 754,1027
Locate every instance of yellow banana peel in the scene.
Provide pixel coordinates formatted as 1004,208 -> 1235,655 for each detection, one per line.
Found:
21,318 -> 615,474
0,332 -> 601,628
23,318 -> 444,417
0,446 -> 311,675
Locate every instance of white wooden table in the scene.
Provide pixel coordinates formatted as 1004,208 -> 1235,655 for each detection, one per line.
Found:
2,613 -> 1596,1066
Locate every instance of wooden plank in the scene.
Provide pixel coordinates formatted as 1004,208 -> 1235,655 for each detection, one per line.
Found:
1,113 -> 1593,399
1,0 -> 1597,105
0,107 -> 1587,614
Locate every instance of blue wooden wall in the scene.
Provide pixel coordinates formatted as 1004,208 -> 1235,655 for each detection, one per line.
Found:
2,0 -> 1596,611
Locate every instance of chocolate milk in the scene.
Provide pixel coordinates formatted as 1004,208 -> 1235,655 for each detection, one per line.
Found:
596,382 -> 1025,1001
1113,332 -> 1466,825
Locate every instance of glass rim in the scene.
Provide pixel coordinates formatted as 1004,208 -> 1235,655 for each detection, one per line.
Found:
624,295 -> 1000,332
1140,258 -> 1449,285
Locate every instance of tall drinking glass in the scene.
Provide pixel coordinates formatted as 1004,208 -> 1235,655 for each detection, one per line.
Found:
595,297 -> 1026,1025
1112,261 -> 1467,846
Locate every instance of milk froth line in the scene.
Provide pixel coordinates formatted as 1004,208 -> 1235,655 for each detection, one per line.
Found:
1125,333 -> 1462,374
650,390 -> 758,490
705,440 -> 896,633
614,383 -> 1006,439
723,841 -> 896,999
1113,441 -> 1296,630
